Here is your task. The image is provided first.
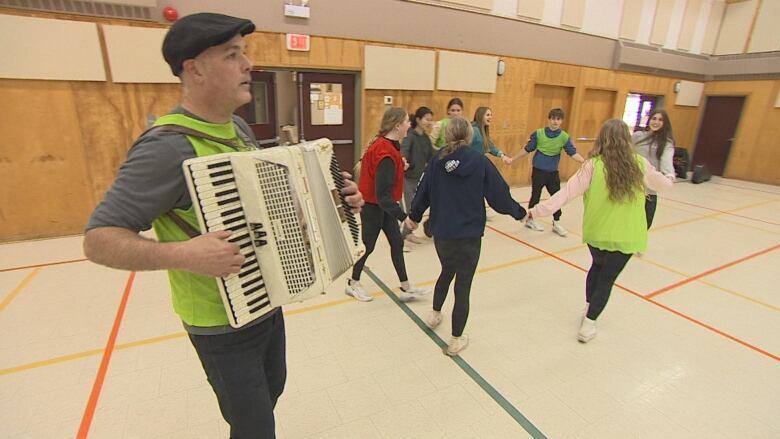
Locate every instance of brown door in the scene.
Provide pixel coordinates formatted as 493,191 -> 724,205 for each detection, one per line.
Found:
299,72 -> 356,171
692,96 -> 745,176
235,71 -> 278,146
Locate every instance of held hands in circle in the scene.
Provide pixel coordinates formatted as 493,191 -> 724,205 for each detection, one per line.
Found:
404,217 -> 418,231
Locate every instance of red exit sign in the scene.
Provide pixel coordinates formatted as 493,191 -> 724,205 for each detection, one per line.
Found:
286,34 -> 310,51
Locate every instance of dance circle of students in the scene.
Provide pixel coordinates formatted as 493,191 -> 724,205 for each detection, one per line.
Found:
355,101 -> 676,350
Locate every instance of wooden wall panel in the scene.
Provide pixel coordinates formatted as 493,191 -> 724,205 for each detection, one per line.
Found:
246,32 -> 363,71
0,80 -> 94,241
3,17 -> 778,241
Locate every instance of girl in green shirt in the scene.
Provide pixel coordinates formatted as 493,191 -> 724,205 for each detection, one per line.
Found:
528,119 -> 674,343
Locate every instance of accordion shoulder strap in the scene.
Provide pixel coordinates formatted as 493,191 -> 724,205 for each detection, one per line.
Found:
144,117 -> 257,239
165,211 -> 201,238
152,124 -> 246,150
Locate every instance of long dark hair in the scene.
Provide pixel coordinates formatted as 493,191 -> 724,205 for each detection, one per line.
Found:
410,106 -> 433,129
473,107 -> 491,153
646,109 -> 675,160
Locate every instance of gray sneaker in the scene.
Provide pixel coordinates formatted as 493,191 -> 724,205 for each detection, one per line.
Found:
399,286 -> 429,302
446,334 -> 469,356
525,219 -> 544,232
345,280 -> 373,302
552,221 -> 568,237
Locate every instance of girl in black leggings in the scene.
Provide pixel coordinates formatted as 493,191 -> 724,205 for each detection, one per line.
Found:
346,107 -> 428,302
408,117 -> 526,356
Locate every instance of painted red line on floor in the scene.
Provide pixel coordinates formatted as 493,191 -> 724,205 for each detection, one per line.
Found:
76,271 -> 135,439
487,225 -> 780,362
0,258 -> 89,272
646,298 -> 779,362
663,198 -> 780,226
708,180 -> 780,197
646,243 -> 780,299
485,225 -> 645,297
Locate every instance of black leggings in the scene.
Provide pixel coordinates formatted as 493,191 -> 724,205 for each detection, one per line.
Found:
351,203 -> 408,282
645,194 -> 658,229
585,245 -> 632,320
528,168 -> 562,221
432,237 -> 482,337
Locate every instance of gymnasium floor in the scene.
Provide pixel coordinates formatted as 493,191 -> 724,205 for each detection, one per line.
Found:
1,176 -> 779,439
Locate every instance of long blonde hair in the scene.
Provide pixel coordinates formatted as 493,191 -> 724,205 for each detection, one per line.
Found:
439,116 -> 473,158
473,107 -> 491,153
377,107 -> 408,137
590,119 -> 644,203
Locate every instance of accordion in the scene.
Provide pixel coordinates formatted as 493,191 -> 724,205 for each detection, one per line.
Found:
182,138 -> 364,328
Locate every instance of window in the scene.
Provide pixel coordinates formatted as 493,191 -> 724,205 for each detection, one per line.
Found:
622,93 -> 663,132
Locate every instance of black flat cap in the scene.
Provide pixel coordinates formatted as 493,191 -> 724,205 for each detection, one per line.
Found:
163,12 -> 255,76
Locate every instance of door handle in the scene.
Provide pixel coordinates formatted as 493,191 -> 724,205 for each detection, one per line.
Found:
330,139 -> 354,145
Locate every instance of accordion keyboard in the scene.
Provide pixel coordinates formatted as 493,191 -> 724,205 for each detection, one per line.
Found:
183,138 -> 364,328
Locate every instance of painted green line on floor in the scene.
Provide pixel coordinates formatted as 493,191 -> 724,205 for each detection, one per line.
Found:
364,267 -> 547,439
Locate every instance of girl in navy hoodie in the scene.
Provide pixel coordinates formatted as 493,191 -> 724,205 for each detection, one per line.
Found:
408,117 -> 526,355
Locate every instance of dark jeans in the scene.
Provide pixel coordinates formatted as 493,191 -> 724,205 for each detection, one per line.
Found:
189,310 -> 287,439
645,194 -> 658,229
433,237 -> 482,337
352,203 -> 408,282
528,168 -> 562,221
585,245 -> 632,320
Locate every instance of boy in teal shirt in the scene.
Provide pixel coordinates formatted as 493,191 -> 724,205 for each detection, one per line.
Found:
512,108 -> 584,236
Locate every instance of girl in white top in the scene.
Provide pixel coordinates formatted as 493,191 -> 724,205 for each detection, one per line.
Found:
631,109 -> 676,228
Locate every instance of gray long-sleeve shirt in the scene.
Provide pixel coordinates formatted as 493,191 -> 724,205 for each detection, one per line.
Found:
632,131 -> 675,195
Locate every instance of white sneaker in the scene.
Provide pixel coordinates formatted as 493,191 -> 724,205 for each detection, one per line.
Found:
426,310 -> 443,329
552,221 -> 568,237
406,234 -> 425,244
345,280 -> 373,302
446,334 -> 469,356
525,219 -> 544,232
398,286 -> 429,302
578,318 -> 597,343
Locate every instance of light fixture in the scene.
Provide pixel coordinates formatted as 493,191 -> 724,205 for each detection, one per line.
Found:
497,60 -> 506,76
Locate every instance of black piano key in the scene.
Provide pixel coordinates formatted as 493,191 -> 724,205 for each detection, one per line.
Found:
209,169 -> 233,179
241,276 -> 264,290
243,283 -> 266,296
207,161 -> 231,169
217,196 -> 241,207
246,295 -> 268,307
239,264 -> 260,278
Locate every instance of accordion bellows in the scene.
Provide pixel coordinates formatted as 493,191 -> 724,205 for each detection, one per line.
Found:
183,138 -> 364,328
